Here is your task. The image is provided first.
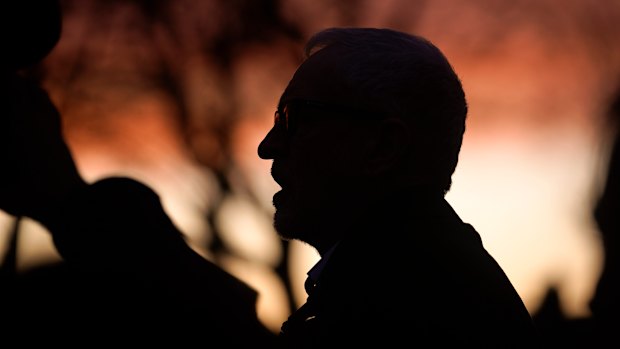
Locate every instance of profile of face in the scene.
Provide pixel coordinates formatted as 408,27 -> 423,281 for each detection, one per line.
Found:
259,29 -> 467,252
258,49 -> 376,252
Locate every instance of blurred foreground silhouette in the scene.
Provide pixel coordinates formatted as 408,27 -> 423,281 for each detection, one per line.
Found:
532,83 -> 620,348
0,1 -> 277,346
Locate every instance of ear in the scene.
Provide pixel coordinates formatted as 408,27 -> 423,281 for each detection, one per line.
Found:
363,118 -> 410,176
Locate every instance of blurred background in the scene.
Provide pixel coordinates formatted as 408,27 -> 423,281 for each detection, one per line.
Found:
1,0 -> 620,340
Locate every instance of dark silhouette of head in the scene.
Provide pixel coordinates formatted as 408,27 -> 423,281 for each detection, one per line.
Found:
258,27 -> 467,253
1,0 -> 62,72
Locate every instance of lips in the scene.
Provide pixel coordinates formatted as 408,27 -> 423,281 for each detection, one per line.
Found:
273,189 -> 284,208
270,161 -> 289,208
270,161 -> 288,188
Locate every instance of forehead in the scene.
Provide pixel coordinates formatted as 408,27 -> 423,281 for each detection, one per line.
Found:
280,47 -> 361,108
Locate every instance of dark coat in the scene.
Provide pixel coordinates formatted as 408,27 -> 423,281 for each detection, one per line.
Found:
279,191 -> 541,348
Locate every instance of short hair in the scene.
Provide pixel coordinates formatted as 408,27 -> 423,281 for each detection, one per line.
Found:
304,27 -> 468,194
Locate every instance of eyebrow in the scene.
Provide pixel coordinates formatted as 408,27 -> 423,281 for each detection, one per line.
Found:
280,99 -> 384,119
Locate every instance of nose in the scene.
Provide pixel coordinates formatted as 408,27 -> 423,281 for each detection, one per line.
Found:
258,125 -> 287,160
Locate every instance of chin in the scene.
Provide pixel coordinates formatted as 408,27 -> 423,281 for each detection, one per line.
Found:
273,209 -> 294,239
273,209 -> 311,243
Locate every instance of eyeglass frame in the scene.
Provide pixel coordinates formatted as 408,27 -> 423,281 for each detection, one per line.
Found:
274,99 -> 385,134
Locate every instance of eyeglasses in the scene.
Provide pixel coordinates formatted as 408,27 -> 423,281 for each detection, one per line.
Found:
274,99 -> 382,134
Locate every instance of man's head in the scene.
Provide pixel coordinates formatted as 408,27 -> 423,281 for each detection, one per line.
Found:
1,0 -> 62,72
258,27 -> 467,252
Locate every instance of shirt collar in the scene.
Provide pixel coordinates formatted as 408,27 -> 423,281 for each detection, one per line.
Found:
307,241 -> 340,284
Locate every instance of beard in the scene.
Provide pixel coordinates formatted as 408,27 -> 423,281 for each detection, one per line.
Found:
272,197 -> 315,245
272,188 -> 357,251
271,183 -> 332,249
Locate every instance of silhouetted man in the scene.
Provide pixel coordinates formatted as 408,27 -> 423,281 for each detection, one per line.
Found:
258,27 -> 541,348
